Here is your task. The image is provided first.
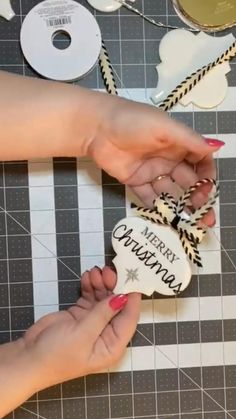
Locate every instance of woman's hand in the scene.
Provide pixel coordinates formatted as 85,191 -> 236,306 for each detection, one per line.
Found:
88,94 -> 224,225
0,267 -> 141,417
24,267 -> 141,387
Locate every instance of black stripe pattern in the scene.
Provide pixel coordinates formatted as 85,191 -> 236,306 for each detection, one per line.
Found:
131,179 -> 219,267
99,41 -> 118,96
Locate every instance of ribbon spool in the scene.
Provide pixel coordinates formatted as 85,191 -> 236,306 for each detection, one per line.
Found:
20,0 -> 102,81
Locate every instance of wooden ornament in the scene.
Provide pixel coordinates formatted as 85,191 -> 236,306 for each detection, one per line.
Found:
112,217 -> 192,297
152,30 -> 235,110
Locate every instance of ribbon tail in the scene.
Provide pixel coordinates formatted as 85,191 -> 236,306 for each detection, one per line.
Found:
178,222 -> 206,244
176,179 -> 217,214
177,179 -> 218,244
180,232 -> 203,268
191,184 -> 219,224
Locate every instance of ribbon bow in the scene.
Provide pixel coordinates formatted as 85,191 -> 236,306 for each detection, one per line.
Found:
131,179 -> 219,267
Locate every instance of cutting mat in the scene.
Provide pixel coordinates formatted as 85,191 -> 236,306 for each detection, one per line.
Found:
1,0 -> 236,418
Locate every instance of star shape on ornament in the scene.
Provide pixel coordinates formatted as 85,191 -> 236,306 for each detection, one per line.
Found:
125,268 -> 139,283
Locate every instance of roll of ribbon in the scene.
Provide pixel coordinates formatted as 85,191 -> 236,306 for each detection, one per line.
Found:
20,0 -> 102,81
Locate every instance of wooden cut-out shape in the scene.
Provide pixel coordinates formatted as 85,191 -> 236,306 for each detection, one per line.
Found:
180,62 -> 230,108
112,217 -> 192,297
87,0 -> 122,12
151,29 -> 235,109
0,0 -> 15,20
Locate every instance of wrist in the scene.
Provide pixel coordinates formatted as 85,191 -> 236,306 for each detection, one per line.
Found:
83,90 -> 122,159
58,86 -> 113,158
0,339 -> 45,416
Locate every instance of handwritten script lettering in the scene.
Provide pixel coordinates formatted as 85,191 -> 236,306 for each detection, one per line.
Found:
112,224 -> 182,294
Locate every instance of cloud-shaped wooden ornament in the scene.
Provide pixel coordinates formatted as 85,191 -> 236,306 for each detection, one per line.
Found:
112,217 -> 192,297
151,30 -> 235,109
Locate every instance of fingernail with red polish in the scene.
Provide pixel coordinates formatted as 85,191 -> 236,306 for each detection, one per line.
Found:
109,294 -> 128,311
205,138 -> 225,147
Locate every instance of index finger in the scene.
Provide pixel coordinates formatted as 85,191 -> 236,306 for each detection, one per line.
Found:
159,114 -> 222,162
195,154 -> 217,180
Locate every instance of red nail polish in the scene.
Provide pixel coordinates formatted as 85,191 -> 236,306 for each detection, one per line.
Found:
109,294 -> 128,311
204,138 -> 225,147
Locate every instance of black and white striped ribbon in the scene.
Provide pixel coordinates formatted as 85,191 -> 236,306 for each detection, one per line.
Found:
131,179 -> 219,267
99,38 -> 236,111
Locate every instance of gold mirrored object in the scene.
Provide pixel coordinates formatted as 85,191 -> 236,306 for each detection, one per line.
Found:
173,0 -> 236,31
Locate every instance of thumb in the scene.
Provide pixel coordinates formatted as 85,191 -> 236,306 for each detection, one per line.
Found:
80,294 -> 128,342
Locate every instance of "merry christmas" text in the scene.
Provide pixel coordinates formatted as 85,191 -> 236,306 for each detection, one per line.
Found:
112,223 -> 182,294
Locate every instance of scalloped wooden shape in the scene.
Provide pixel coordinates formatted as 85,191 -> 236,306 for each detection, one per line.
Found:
112,217 -> 192,296
151,30 -> 235,109
180,62 -> 230,108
